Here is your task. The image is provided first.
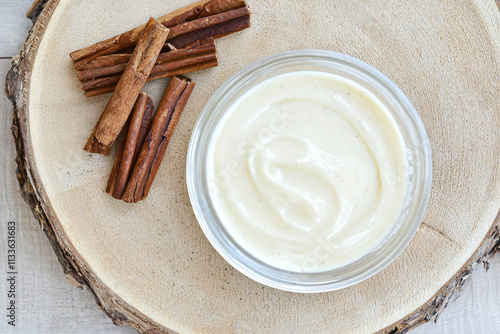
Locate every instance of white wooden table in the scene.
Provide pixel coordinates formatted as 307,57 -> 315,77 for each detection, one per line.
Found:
0,1 -> 498,333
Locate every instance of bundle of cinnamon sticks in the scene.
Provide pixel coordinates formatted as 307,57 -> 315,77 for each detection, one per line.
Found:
71,0 -> 250,97
107,78 -> 195,203
71,0 -> 251,202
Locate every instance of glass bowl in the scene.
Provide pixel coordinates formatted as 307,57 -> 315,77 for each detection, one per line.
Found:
186,50 -> 432,292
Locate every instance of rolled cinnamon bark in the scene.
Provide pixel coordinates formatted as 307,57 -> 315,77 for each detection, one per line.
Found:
77,54 -> 132,72
70,0 -> 247,67
78,62 -> 129,82
167,6 -> 250,49
106,92 -> 154,199
84,17 -> 169,155
150,52 -> 216,77
122,76 -> 195,203
106,120 -> 128,195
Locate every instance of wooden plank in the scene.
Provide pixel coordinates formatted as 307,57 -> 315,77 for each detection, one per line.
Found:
413,256 -> 500,334
0,59 -> 138,333
0,0 -> 36,57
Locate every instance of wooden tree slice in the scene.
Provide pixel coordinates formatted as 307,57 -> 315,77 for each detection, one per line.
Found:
5,0 -> 500,333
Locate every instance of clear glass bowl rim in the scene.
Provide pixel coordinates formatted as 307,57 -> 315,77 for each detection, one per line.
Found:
186,50 -> 432,293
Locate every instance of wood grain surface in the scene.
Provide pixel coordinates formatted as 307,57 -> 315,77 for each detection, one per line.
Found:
1,0 -> 499,333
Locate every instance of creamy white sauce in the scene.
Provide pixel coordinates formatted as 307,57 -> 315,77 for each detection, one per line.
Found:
207,71 -> 409,272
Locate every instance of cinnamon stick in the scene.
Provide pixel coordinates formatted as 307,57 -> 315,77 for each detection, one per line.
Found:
70,0 -> 246,67
78,61 -> 129,82
77,54 -> 132,71
106,120 -> 128,194
166,6 -> 250,48
83,59 -> 217,97
84,17 -> 169,155
151,52 -> 216,77
78,38 -> 216,82
106,92 -> 154,199
84,85 -> 120,98
122,76 -> 195,203
81,75 -> 122,91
